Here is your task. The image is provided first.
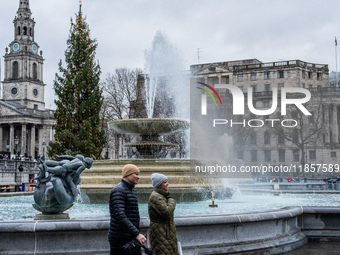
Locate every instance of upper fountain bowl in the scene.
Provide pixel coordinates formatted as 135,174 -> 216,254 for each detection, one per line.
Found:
108,118 -> 189,136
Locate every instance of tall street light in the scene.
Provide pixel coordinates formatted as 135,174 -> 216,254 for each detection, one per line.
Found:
14,136 -> 19,157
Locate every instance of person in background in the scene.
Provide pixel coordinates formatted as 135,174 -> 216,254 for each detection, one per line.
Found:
148,173 -> 179,255
108,164 -> 146,255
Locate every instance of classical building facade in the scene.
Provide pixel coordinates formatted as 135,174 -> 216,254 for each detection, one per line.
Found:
190,59 -> 340,177
0,0 -> 55,159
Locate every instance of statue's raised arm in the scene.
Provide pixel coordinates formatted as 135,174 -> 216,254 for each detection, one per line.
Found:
54,154 -> 76,161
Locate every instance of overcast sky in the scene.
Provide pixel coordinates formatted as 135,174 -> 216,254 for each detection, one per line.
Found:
1,0 -> 340,109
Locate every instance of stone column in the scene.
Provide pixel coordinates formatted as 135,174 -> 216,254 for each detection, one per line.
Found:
0,125 -> 3,151
10,124 -> 14,155
218,75 -> 222,84
38,125 -> 46,157
332,105 -> 339,144
333,105 -> 338,145
30,125 -> 36,159
21,124 -> 27,156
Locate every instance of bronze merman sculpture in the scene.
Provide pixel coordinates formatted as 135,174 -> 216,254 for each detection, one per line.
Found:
33,154 -> 93,217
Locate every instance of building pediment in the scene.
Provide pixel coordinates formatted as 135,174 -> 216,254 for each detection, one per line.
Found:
0,101 -> 25,116
193,63 -> 230,76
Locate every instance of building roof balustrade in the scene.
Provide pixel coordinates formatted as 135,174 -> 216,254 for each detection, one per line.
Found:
233,60 -> 328,72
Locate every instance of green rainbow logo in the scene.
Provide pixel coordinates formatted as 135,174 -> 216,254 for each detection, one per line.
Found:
196,82 -> 223,106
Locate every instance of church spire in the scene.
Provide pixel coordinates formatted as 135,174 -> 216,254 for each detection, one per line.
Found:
17,0 -> 31,19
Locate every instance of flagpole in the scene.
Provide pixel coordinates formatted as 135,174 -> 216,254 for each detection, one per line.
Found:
336,36 -> 338,88
0,57 -> 2,99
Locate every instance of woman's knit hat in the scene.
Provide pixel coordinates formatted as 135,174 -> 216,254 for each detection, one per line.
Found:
151,173 -> 168,188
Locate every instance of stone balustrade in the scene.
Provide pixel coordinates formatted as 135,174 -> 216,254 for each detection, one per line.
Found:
0,159 -> 39,188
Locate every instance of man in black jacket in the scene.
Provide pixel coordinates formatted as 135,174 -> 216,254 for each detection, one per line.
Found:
108,164 -> 146,255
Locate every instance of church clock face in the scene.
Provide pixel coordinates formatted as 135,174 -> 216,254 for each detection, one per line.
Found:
13,43 -> 20,51
32,44 -> 37,53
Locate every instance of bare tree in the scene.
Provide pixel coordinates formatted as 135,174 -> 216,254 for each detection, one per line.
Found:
274,89 -> 331,175
102,68 -> 143,120
101,68 -> 143,158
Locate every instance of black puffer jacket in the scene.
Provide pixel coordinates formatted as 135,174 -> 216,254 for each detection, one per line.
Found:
108,179 -> 140,245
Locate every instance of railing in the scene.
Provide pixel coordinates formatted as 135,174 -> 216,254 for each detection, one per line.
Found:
233,60 -> 328,71
0,159 -> 39,173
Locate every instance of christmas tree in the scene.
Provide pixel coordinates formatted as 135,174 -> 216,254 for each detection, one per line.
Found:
48,3 -> 106,159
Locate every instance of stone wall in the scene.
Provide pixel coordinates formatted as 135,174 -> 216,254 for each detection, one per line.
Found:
0,206 -> 340,255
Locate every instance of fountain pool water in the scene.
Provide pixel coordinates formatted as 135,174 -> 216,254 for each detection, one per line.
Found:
1,192 -> 340,221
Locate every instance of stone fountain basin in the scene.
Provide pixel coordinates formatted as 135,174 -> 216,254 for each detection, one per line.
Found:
107,118 -> 189,136
125,141 -> 178,147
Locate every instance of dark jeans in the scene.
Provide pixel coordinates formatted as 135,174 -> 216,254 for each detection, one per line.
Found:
110,241 -> 142,255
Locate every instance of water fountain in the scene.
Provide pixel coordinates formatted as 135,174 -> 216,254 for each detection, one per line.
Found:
79,31 -> 226,203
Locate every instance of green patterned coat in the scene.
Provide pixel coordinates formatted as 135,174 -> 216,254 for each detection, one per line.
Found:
148,188 -> 179,255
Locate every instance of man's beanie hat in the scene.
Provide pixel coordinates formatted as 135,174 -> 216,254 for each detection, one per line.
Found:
122,164 -> 140,178
151,173 -> 168,188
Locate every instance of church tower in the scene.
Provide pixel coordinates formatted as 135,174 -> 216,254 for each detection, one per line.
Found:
2,0 -> 45,110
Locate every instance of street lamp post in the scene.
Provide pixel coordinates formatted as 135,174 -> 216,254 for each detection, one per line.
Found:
42,141 -> 46,159
14,136 -> 19,158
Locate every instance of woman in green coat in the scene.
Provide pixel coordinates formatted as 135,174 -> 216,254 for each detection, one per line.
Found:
148,173 -> 179,255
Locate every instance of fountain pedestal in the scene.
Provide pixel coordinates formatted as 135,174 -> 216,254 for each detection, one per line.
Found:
34,213 -> 70,220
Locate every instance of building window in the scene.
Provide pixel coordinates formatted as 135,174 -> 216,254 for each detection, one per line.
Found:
34,104 -> 38,110
309,111 -> 315,124
251,150 -> 257,162
331,151 -> 336,158
264,150 -> 271,162
278,149 -> 285,162
265,84 -> 271,91
317,73 -> 322,81
251,73 -> 257,81
293,149 -> 299,162
237,74 -> 243,82
33,63 -> 37,80
223,76 -> 229,84
278,70 -> 284,78
33,88 -> 38,97
329,105 -> 333,124
278,133 -> 285,144
302,70 -> 305,79
309,150 -> 316,160
278,83 -> 284,88
237,151 -> 244,160
23,26 -> 27,35
308,72 -> 312,79
252,85 -> 257,93
264,71 -> 270,80
11,87 -> 18,95
13,61 -> 19,79
212,77 -> 219,85
17,26 -> 21,35
292,130 -> 299,143
250,133 -> 256,145
264,131 -> 270,144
